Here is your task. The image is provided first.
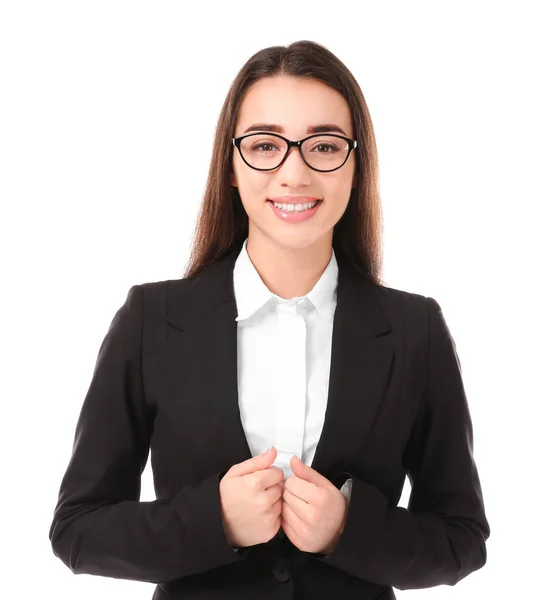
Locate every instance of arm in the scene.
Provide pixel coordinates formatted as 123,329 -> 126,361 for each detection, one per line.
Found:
49,285 -> 245,584
309,296 -> 490,589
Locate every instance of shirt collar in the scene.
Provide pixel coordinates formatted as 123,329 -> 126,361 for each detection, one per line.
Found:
233,237 -> 338,326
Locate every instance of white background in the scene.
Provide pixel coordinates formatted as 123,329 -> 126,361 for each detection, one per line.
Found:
2,1 -> 548,598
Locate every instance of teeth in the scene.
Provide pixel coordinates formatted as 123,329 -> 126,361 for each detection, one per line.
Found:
273,201 -> 318,212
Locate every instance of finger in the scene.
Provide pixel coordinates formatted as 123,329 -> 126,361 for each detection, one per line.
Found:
284,476 -> 317,504
282,499 -> 301,533
255,466 -> 285,490
281,513 -> 299,545
281,519 -> 300,548
283,486 -> 308,514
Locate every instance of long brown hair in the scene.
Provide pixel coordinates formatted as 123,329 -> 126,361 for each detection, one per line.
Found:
182,40 -> 385,286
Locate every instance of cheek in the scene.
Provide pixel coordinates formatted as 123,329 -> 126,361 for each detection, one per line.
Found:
319,179 -> 353,222
236,171 -> 269,201
326,175 -> 353,205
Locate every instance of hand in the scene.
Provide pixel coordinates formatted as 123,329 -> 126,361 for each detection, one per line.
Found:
220,447 -> 285,548
281,455 -> 349,555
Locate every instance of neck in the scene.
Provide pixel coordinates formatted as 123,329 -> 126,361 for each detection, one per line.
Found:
245,230 -> 333,299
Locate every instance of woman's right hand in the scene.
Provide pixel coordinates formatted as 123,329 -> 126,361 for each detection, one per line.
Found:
219,446 -> 285,548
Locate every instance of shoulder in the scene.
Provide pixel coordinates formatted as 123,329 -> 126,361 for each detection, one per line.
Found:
368,280 -> 433,324
369,282 -> 456,363
110,279 -> 190,329
133,277 -> 192,301
371,280 -> 429,305
137,278 -> 190,294
364,281 -> 450,360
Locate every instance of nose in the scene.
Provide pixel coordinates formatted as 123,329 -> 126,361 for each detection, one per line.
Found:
277,146 -> 311,185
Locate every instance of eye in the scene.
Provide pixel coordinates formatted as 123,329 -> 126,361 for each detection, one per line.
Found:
312,143 -> 339,153
251,143 -> 278,152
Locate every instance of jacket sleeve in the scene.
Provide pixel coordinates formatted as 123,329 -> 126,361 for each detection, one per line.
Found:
48,284 -> 246,584
310,296 -> 490,589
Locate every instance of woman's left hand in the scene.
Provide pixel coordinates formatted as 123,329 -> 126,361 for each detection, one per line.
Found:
281,456 -> 349,555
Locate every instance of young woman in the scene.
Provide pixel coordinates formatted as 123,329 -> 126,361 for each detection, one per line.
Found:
49,40 -> 490,600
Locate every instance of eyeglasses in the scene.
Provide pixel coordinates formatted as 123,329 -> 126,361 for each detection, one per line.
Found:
232,132 -> 357,173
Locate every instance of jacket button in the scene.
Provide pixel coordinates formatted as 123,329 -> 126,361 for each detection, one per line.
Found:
272,558 -> 290,582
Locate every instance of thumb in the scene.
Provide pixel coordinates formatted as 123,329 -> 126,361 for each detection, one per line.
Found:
290,455 -> 331,488
228,446 -> 277,478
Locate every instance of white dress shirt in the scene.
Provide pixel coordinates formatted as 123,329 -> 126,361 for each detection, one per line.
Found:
232,237 -> 353,511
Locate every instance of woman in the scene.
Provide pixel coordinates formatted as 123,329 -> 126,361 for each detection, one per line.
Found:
49,40 -> 490,599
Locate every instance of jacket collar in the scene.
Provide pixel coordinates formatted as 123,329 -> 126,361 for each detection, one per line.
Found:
166,243 -> 394,484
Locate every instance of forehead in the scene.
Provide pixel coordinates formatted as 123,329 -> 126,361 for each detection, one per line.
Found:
235,76 -> 353,135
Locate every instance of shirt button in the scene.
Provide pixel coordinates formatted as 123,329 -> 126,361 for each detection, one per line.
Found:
272,557 -> 291,582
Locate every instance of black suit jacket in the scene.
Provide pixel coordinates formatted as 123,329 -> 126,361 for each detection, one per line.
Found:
49,246 -> 490,599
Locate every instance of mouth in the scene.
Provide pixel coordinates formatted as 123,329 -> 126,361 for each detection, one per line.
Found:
266,197 -> 323,222
266,199 -> 323,208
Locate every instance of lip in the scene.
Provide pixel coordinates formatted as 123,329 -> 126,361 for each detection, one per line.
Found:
267,196 -> 322,204
267,197 -> 322,223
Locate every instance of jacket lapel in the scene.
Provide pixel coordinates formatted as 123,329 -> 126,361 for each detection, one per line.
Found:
166,247 -> 394,484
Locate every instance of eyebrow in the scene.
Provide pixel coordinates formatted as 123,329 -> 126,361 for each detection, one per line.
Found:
242,123 -> 349,136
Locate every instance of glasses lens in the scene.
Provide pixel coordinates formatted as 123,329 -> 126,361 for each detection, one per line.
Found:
302,135 -> 351,170
239,134 -> 286,170
239,134 -> 350,171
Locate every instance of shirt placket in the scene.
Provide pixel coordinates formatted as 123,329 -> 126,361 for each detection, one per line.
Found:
274,300 -> 307,481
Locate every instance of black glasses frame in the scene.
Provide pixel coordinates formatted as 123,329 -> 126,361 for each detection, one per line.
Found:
231,132 -> 358,173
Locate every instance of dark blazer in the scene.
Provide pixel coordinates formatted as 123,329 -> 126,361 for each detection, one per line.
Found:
49,246 -> 490,600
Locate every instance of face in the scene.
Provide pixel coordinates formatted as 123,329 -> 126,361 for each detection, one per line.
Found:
230,75 -> 357,255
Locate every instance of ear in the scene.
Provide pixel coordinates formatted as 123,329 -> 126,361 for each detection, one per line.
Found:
229,170 -> 237,188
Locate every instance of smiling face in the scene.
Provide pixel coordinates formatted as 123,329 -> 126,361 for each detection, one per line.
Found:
230,75 -> 357,255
